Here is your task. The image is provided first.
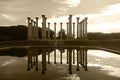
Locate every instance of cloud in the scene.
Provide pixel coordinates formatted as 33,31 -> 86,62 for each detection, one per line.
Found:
53,0 -> 81,7
0,14 -> 17,21
44,3 -> 120,33
85,3 -> 120,33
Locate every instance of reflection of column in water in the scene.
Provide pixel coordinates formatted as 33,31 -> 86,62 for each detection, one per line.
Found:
33,56 -> 36,65
54,49 -> 56,64
78,50 -> 81,64
30,52 -> 33,68
66,50 -> 69,64
73,49 -> 75,64
34,48 -> 39,71
27,54 -> 30,71
48,49 -> 50,64
41,49 -> 47,74
84,49 -> 88,71
27,48 -> 39,71
35,54 -> 38,71
76,49 -> 80,71
81,49 -> 85,68
68,49 -> 72,74
60,51 -> 62,64
80,50 -> 82,65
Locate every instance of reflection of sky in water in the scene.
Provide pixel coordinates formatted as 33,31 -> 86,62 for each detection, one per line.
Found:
88,50 -> 120,78
37,49 -> 120,79
62,74 -> 80,80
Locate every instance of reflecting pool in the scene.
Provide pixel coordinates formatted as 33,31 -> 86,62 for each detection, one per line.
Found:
0,47 -> 120,80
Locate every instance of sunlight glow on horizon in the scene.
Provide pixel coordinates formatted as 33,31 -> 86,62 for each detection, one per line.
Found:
53,0 -> 81,7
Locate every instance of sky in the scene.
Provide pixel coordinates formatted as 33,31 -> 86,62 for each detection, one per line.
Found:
0,0 -> 120,33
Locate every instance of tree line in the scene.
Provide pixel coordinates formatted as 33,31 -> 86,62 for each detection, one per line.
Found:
0,25 -> 120,41
87,32 -> 120,40
0,25 -> 55,41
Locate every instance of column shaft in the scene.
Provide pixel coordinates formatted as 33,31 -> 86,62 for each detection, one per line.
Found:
77,17 -> 80,39
42,15 -> 46,40
68,15 -> 72,39
27,17 -> 31,40
35,17 -> 39,40
48,23 -> 50,39
73,23 -> 75,39
60,22 -> 62,40
31,20 -> 34,40
67,23 -> 69,40
54,23 -> 56,40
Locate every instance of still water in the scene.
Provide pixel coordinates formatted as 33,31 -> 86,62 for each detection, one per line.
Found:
0,48 -> 120,80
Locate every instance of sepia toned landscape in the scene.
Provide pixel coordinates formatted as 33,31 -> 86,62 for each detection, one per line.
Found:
0,0 -> 120,80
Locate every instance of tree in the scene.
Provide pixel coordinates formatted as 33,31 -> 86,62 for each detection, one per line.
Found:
57,29 -> 67,40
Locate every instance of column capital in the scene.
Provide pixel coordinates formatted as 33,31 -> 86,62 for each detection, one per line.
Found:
42,15 -> 45,18
54,22 -> 56,25
35,17 -> 39,20
69,15 -> 72,18
83,20 -> 85,22
76,17 -> 80,20
85,17 -> 88,20
60,22 -> 62,24
73,22 -> 75,24
27,17 -> 31,20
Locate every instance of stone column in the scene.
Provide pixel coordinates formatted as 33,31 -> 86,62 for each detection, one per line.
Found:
68,15 -> 72,39
79,22 -> 82,39
35,17 -> 39,40
54,23 -> 56,40
84,17 -> 88,38
77,17 -> 80,39
31,19 -> 34,40
83,20 -> 85,38
42,15 -> 46,40
67,23 -> 69,40
27,17 -> 31,40
60,22 -> 62,40
81,21 -> 84,38
73,23 -> 75,39
33,21 -> 36,40
48,23 -> 50,39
